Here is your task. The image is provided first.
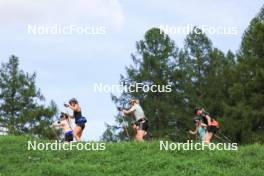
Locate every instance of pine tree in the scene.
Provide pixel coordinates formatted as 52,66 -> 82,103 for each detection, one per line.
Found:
224,6 -> 264,143
112,28 -> 179,138
105,27 -> 236,142
0,55 -> 58,139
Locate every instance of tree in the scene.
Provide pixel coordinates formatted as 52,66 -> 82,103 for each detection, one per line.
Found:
111,28 -> 179,139
104,6 -> 264,143
106,27 -> 235,142
224,6 -> 264,143
0,55 -> 58,139
101,123 -> 120,142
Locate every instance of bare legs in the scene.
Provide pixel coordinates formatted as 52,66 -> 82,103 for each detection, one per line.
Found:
135,130 -> 145,141
73,125 -> 83,142
204,131 -> 213,144
132,123 -> 145,141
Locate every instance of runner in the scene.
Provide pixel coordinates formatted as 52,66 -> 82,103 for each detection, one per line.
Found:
189,116 -> 206,142
120,99 -> 149,141
194,107 -> 219,144
52,112 -> 73,143
64,98 -> 87,142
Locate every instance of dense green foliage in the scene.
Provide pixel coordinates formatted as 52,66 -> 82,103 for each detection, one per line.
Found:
0,55 -> 58,139
105,6 -> 264,144
0,136 -> 264,176
223,6 -> 264,143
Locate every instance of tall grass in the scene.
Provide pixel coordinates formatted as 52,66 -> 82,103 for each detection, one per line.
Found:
0,136 -> 263,176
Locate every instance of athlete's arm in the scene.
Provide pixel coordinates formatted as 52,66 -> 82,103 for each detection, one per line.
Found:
68,114 -> 74,119
122,106 -> 135,115
204,115 -> 211,123
51,122 -> 62,127
189,127 -> 198,135
68,104 -> 80,112
200,122 -> 207,128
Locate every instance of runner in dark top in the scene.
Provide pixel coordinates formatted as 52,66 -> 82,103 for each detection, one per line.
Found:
64,98 -> 86,142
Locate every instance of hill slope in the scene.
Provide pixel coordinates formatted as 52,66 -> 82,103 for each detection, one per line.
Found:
0,136 -> 264,176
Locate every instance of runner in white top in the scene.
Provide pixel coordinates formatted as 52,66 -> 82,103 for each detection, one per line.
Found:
122,99 -> 148,141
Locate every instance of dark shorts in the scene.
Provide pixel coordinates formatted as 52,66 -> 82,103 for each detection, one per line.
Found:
76,123 -> 85,130
65,133 -> 73,142
138,120 -> 149,131
207,125 -> 219,134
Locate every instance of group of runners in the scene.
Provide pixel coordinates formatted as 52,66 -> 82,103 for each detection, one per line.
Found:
52,98 -> 220,143
52,98 -> 87,143
189,107 -> 220,144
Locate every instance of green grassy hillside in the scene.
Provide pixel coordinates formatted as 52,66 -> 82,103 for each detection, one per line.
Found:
0,136 -> 263,176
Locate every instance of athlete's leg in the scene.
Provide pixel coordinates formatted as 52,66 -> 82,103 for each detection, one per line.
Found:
135,129 -> 145,141
78,128 -> 84,139
74,125 -> 82,142
204,132 -> 213,144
